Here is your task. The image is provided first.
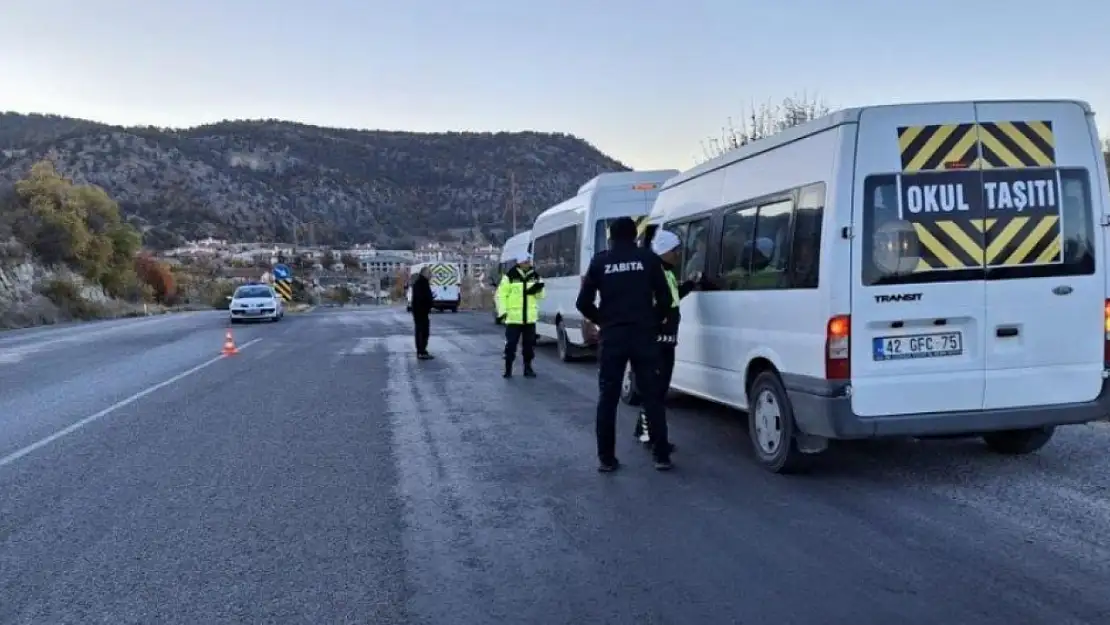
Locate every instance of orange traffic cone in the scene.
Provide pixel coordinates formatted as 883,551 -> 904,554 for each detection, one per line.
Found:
221,329 -> 239,356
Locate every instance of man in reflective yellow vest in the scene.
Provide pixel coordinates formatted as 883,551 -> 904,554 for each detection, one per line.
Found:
634,229 -> 701,450
496,251 -> 545,378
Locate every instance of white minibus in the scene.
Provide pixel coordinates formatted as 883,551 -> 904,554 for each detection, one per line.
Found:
628,100 -> 1110,473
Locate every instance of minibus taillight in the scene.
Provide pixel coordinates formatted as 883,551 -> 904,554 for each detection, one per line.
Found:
826,315 -> 851,380
1103,300 -> 1110,364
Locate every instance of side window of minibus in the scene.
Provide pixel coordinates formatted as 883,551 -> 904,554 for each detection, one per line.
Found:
1058,169 -> 1095,271
719,206 -> 758,290
747,199 -> 793,290
665,222 -> 689,268
789,183 -> 826,288
682,218 -> 711,281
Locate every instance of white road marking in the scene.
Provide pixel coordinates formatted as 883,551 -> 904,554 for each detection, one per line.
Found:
0,337 -> 263,469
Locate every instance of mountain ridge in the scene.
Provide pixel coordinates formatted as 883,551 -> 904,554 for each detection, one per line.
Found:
0,112 -> 631,248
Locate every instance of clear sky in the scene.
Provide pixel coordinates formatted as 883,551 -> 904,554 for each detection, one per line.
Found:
2,0 -> 1107,169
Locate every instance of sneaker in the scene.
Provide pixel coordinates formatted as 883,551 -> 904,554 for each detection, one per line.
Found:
653,458 -> 673,471
523,367 -> 536,378
597,458 -> 621,473
417,352 -> 434,360
636,414 -> 651,443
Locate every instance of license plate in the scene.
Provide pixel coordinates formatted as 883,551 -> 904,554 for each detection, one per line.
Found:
246,310 -> 261,316
872,331 -> 963,361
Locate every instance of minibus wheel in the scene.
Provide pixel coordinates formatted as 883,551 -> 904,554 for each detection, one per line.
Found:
556,320 -> 578,362
748,371 -> 810,474
982,427 -> 1055,455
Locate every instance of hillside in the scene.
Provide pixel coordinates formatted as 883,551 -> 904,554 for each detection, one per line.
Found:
0,113 -> 630,248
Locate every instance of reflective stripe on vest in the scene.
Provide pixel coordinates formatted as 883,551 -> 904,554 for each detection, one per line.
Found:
665,270 -> 679,308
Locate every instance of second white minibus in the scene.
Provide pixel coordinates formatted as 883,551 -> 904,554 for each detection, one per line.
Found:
531,170 -> 679,360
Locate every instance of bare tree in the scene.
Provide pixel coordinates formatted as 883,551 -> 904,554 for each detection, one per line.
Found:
697,93 -> 835,164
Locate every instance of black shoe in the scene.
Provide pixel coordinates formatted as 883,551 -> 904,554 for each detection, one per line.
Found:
523,366 -> 536,378
647,442 -> 677,454
653,457 -> 673,471
597,458 -> 620,473
417,352 -> 434,360
503,361 -> 512,378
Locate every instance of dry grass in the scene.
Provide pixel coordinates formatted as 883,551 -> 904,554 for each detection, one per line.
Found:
461,277 -> 496,312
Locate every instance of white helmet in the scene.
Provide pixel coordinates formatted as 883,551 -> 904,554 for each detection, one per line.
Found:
651,229 -> 681,256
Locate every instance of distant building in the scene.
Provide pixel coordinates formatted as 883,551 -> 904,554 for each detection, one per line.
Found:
358,252 -> 409,275
220,267 -> 266,284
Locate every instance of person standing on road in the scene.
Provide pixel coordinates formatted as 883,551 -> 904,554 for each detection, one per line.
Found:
633,229 -> 702,451
575,216 -> 674,472
496,251 -> 545,378
411,266 -> 434,360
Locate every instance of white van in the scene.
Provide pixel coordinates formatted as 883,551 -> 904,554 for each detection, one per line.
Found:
493,230 -> 533,323
405,261 -> 462,312
531,170 -> 679,360
630,99 -> 1110,473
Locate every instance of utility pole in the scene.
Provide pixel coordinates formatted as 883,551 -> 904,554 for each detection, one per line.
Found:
507,171 -> 520,235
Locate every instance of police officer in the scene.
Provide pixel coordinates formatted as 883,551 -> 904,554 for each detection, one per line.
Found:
575,216 -> 674,472
633,229 -> 701,449
496,251 -> 545,378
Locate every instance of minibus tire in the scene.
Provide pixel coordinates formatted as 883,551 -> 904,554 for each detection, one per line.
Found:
556,321 -> 578,362
982,427 -> 1055,455
747,371 -> 811,474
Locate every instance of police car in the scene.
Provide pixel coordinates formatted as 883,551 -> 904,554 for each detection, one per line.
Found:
632,99 -> 1110,473
228,284 -> 284,323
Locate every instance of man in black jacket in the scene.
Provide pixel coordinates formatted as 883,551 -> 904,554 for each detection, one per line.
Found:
410,266 -> 434,360
575,216 -> 674,472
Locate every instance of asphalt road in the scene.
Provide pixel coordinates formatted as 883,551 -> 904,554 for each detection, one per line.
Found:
1,307 -> 1109,624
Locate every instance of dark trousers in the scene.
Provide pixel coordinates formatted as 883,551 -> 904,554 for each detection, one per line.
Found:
597,327 -> 669,462
504,323 -> 536,364
636,343 -> 676,440
412,312 -> 430,354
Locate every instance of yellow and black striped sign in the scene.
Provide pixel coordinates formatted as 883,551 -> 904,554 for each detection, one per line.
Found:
910,216 -> 1061,271
428,263 -> 460,286
273,278 -> 293,301
897,121 -> 1055,172
978,215 -> 1061,266
978,121 -> 1056,169
897,168 -> 1063,271
898,123 -> 981,172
